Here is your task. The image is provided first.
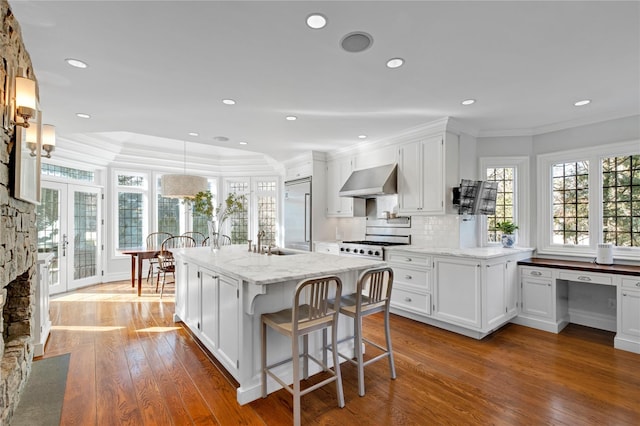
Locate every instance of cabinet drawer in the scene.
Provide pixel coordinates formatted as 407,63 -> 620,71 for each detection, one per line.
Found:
315,243 -> 340,255
391,287 -> 431,315
622,277 -> 640,290
392,266 -> 430,291
558,271 -> 612,286
387,251 -> 431,267
520,267 -> 552,279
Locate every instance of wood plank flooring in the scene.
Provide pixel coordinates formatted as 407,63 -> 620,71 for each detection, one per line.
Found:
39,281 -> 640,425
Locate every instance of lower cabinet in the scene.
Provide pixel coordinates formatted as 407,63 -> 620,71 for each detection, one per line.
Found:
387,251 -> 432,316
388,249 -> 532,339
620,278 -> 640,339
176,262 -> 240,375
314,242 -> 340,255
433,257 -> 481,329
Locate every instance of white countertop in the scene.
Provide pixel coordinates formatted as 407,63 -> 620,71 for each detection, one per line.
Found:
385,245 -> 534,259
172,245 -> 386,285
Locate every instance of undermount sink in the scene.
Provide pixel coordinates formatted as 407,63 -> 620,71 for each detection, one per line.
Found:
268,248 -> 300,256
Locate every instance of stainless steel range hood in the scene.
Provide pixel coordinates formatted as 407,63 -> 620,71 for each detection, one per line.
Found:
339,163 -> 397,198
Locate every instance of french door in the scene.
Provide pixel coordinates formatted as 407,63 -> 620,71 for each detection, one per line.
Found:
37,181 -> 102,294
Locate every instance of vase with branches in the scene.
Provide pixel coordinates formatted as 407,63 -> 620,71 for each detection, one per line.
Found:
191,191 -> 246,249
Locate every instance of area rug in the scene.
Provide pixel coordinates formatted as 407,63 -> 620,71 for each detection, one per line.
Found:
11,353 -> 70,426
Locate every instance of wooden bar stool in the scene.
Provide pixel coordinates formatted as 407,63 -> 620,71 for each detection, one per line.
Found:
329,267 -> 396,396
261,275 -> 345,426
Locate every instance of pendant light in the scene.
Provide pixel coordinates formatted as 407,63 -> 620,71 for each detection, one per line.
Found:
161,141 -> 208,199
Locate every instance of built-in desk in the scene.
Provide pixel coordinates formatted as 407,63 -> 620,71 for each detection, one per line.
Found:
515,258 -> 640,354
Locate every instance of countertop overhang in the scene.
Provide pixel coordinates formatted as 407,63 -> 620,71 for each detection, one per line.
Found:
171,246 -> 387,285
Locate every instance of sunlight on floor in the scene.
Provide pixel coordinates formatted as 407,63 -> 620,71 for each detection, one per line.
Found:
51,292 -> 174,303
51,325 -> 125,332
136,326 -> 182,333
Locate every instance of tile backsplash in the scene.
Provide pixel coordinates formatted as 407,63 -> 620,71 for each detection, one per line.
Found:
334,214 -> 478,248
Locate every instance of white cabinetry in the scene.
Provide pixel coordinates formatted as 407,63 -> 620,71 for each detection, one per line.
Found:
285,160 -> 312,181
433,257 -> 481,329
326,156 -> 364,217
520,268 -> 554,320
619,277 -> 640,340
34,253 -> 53,357
314,241 -> 340,255
398,135 -> 449,215
387,251 -> 432,316
388,249 -> 531,339
175,262 -> 240,376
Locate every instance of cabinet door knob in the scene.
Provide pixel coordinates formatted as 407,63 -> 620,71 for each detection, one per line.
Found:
531,271 -> 542,276
577,276 -> 591,281
406,258 -> 412,262
635,282 -> 640,287
405,275 -> 412,280
404,297 -> 412,302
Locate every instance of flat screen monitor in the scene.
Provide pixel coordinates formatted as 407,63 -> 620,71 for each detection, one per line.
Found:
454,179 -> 498,215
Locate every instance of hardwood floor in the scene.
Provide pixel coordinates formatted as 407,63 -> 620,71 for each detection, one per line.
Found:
40,281 -> 640,425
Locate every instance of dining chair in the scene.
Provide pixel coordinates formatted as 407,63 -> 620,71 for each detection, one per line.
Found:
328,267 -> 396,396
203,233 -> 232,247
182,231 -> 206,246
156,235 -> 196,297
261,275 -> 344,426
146,232 -> 173,285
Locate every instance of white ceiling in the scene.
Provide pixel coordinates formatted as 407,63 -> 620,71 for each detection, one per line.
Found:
8,0 -> 640,168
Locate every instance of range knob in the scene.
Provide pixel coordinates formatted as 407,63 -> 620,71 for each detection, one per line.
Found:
359,249 -> 365,254
345,248 -> 351,253
367,250 -> 373,255
374,250 -> 381,256
340,247 -> 345,252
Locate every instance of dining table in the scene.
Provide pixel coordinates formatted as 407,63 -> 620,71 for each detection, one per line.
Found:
120,247 -> 161,296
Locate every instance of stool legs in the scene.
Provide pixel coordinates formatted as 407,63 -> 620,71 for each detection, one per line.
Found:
385,308 -> 397,380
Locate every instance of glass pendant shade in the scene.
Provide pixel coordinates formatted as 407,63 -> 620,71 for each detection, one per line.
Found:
42,124 -> 56,147
161,174 -> 208,199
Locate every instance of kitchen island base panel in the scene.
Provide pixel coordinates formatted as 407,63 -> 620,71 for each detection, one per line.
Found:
172,247 -> 386,405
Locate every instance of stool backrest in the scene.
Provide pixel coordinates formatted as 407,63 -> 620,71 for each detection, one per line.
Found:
293,276 -> 342,334
357,267 -> 394,314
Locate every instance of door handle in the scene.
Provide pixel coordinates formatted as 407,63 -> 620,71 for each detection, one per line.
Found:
62,234 -> 69,257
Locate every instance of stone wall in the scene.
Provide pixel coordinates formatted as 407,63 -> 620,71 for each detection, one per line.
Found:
0,0 -> 38,423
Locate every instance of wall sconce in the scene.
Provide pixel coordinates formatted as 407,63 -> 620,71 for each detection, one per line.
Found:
42,124 -> 55,158
13,76 -> 37,128
25,124 -> 38,157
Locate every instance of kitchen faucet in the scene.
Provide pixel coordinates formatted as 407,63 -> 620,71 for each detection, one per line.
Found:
257,229 -> 266,254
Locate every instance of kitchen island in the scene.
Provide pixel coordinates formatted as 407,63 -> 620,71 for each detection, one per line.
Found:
171,245 -> 386,405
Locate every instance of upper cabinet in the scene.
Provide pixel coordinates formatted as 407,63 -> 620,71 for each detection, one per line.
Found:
326,156 -> 365,217
398,131 -> 459,215
285,160 -> 313,181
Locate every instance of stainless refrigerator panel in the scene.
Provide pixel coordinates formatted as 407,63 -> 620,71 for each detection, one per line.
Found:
284,179 -> 312,251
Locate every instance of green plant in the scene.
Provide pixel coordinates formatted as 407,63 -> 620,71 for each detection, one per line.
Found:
495,221 -> 518,234
191,191 -> 246,224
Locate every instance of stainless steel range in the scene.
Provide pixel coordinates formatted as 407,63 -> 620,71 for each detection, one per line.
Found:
339,216 -> 411,260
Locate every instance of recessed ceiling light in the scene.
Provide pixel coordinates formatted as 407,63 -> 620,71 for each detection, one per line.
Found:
65,58 -> 88,69
574,99 -> 591,107
213,136 -> 229,142
188,132 -> 199,137
306,14 -> 327,29
239,141 -> 248,145
286,115 -> 297,121
76,113 -> 91,119
386,58 -> 404,69
358,135 -> 367,139
461,99 -> 476,106
222,99 -> 236,105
